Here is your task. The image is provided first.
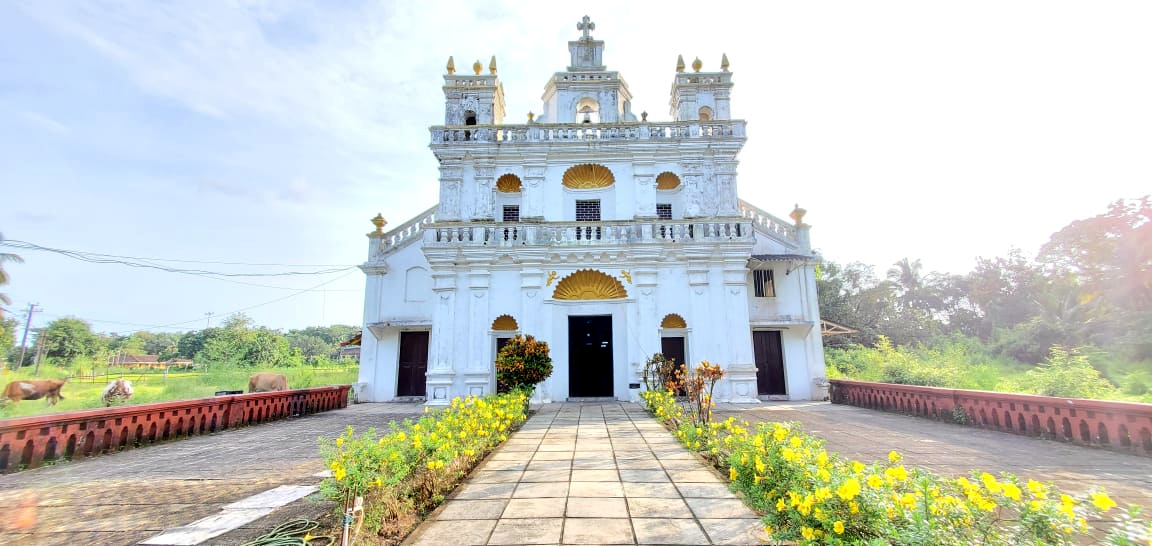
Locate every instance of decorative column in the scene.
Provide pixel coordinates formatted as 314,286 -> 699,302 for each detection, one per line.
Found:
464,271 -> 492,396
519,262 -> 551,402
438,160 -> 463,222
473,163 -> 496,221
632,158 -> 656,219
632,267 -> 660,400
521,164 -> 546,221
425,269 -> 458,405
715,159 -> 740,217
721,256 -> 759,403
681,161 -> 704,218
359,215 -> 390,401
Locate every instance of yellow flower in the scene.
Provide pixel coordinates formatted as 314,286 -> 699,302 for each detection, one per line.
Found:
801,527 -> 815,540
837,478 -> 861,501
1026,479 -> 1047,498
1090,492 -> 1117,512
776,498 -> 786,512
833,520 -> 845,534
764,523 -> 773,535
852,460 -> 865,474
335,437 -> 345,446
1001,482 -> 1022,501
867,474 -> 884,489
729,467 -> 739,481
888,450 -> 902,463
884,465 -> 908,482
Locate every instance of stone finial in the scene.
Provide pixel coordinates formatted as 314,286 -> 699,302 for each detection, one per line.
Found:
472,59 -> 482,75
527,111 -> 535,122
789,204 -> 807,225
489,55 -> 497,75
446,56 -> 455,75
692,57 -> 703,72
721,53 -> 730,72
371,213 -> 387,233
640,111 -> 648,121
676,54 -> 685,73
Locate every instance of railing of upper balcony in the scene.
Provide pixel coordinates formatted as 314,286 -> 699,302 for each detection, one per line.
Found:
737,199 -> 797,243
370,205 -> 437,259
429,120 -> 747,145
423,219 -> 753,247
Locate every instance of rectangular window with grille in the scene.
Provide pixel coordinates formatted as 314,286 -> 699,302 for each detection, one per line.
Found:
576,200 -> 601,221
753,269 -> 776,298
656,203 -> 672,220
503,205 -> 520,222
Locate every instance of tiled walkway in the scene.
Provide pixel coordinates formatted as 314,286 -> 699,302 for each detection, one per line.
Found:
404,402 -> 766,546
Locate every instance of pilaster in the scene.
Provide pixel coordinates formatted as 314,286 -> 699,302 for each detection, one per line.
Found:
464,271 -> 493,396
426,269 -> 458,405
632,157 -> 656,219
438,160 -> 463,222
681,161 -> 704,218
721,256 -> 759,403
521,164 -> 546,221
472,163 -> 496,221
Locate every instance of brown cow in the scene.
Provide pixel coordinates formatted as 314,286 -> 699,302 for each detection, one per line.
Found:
248,372 -> 288,393
1,379 -> 67,406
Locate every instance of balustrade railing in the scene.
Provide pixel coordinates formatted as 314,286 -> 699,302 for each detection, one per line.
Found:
737,199 -> 797,243
423,219 -> 753,247
373,205 -> 437,257
430,120 -> 746,145
0,385 -> 351,473
830,379 -> 1152,457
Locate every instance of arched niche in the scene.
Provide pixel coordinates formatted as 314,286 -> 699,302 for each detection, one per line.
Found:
496,174 -> 522,193
491,315 -> 519,331
404,267 -> 429,302
576,97 -> 600,124
656,172 -> 681,190
553,269 -> 628,300
698,106 -> 713,121
562,164 -> 615,189
660,314 -> 687,329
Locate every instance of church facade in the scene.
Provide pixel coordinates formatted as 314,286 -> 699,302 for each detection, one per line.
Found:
357,18 -> 827,405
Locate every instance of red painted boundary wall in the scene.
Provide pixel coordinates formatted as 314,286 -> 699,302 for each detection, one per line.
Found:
829,379 -> 1152,457
0,385 -> 350,473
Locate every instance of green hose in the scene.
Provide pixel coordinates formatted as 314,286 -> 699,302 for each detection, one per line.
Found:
240,518 -> 334,546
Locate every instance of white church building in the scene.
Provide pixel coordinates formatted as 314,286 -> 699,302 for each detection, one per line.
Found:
357,17 -> 827,405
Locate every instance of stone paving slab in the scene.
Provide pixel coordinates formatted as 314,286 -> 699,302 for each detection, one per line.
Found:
403,403 -> 767,546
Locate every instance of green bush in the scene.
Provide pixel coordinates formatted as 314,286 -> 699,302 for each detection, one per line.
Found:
1022,346 -> 1116,399
495,334 -> 553,393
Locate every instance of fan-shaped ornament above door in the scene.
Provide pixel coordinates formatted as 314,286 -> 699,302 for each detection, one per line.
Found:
552,269 -> 628,300
496,174 -> 522,193
660,313 -> 687,328
491,315 -> 519,331
656,172 -> 681,190
562,164 -> 615,189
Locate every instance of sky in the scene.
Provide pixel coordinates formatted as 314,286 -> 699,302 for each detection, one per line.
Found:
1,0 -> 1150,339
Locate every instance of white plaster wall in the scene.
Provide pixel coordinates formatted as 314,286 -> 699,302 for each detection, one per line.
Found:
365,244 -> 434,324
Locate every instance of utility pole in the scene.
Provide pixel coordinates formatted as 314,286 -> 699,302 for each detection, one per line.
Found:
15,303 -> 40,370
205,312 -> 214,329
32,328 -> 46,377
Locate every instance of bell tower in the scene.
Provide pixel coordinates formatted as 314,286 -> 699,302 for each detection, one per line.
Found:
538,16 -> 634,124
442,55 -> 506,126
669,54 -> 734,121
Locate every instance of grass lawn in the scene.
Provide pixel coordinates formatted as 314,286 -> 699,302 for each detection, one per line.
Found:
0,366 -> 359,419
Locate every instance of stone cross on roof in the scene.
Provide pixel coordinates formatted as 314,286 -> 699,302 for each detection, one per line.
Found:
577,15 -> 595,40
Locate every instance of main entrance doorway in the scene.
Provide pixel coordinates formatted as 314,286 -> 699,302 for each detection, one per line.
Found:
568,315 -> 613,397
753,330 -> 786,395
397,331 -> 429,397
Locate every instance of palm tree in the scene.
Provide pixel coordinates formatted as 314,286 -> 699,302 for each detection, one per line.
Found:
0,233 -> 23,316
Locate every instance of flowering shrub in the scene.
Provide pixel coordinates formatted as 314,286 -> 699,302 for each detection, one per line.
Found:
495,334 -> 553,393
642,352 -> 684,392
318,391 -> 528,540
642,388 -> 1151,545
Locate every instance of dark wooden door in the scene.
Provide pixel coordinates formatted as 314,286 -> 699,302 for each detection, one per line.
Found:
661,337 -> 687,393
753,330 -> 786,395
568,316 -> 613,397
495,337 -> 511,393
397,331 -> 429,397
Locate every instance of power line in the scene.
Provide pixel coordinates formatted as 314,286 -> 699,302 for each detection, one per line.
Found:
0,240 -> 359,277
0,240 -> 357,267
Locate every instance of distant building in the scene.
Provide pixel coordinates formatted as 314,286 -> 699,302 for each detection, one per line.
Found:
109,354 -> 195,370
339,332 -> 362,362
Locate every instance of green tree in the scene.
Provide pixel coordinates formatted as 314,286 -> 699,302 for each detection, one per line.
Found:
42,317 -> 101,364
1,317 -> 16,366
1021,346 -> 1116,399
0,233 -> 22,315
289,334 -> 331,360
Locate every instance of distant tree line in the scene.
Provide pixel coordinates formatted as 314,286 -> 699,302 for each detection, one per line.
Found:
818,196 -> 1151,363
2,312 -> 360,372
